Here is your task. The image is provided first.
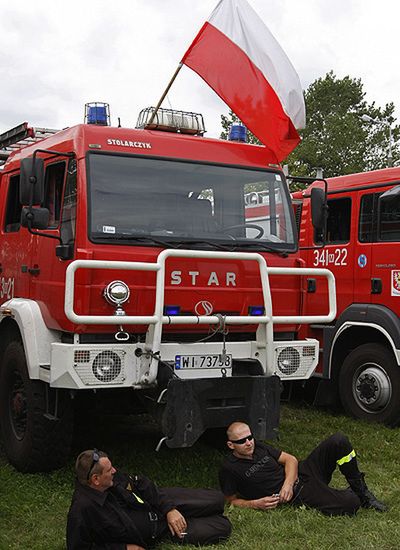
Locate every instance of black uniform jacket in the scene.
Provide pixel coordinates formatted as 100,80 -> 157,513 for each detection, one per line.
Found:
219,441 -> 285,499
66,472 -> 175,550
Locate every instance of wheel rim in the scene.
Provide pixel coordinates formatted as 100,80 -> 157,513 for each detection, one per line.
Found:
353,363 -> 392,413
8,370 -> 28,440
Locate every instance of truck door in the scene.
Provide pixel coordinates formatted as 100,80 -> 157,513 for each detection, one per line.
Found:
309,196 -> 354,314
370,185 -> 400,310
353,192 -> 373,304
30,159 -> 77,327
0,172 -> 33,300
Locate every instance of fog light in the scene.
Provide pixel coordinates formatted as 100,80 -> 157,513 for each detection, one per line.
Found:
104,280 -> 130,306
92,351 -> 121,382
277,347 -> 300,375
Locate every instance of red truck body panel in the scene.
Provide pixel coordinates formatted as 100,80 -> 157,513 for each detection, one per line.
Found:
1,124 -> 302,335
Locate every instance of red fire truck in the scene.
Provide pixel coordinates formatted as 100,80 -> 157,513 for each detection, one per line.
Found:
292,168 -> 400,426
0,105 -> 335,472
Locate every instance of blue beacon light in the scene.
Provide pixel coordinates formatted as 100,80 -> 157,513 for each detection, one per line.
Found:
228,122 -> 247,142
85,102 -> 110,126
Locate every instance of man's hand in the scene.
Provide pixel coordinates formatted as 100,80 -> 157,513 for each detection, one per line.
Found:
277,451 -> 298,503
252,495 -> 280,510
126,545 -> 145,550
279,482 -> 294,503
166,508 -> 187,538
225,493 -> 280,510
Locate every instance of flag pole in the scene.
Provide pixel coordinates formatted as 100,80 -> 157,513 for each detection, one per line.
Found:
148,63 -> 184,125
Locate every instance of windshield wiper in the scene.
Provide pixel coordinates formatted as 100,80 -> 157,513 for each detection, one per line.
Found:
94,234 -> 179,248
239,242 -> 289,257
127,236 -> 238,251
124,236 -> 181,248
93,233 -> 288,255
176,239 -> 239,251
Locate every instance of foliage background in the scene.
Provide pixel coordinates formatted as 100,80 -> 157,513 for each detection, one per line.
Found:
221,72 -> 400,183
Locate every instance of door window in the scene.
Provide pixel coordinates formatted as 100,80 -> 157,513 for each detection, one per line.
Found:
60,158 -> 77,245
359,193 -> 374,243
315,197 -> 351,244
43,162 -> 66,228
378,191 -> 400,242
359,187 -> 400,243
4,174 -> 21,232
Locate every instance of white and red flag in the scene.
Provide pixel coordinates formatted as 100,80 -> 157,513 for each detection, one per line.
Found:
181,0 -> 305,162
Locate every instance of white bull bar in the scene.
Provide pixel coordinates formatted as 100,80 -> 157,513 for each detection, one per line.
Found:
64,249 -> 336,382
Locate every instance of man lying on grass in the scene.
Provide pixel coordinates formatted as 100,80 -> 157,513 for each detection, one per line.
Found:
219,421 -> 386,516
67,449 -> 231,550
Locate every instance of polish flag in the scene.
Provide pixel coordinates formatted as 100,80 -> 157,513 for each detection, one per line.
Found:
181,0 -> 305,162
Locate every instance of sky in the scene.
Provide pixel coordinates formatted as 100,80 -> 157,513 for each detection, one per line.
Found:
0,0 -> 399,139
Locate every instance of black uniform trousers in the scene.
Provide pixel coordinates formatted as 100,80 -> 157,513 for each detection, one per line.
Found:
156,487 -> 231,545
294,432 -> 361,516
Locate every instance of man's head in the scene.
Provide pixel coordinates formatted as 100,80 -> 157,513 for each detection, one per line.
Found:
226,421 -> 255,458
75,449 -> 116,491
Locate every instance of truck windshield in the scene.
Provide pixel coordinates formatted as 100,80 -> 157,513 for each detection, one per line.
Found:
87,153 -> 296,250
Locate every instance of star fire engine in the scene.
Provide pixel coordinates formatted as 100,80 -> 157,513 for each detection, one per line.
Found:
292,168 -> 400,426
0,104 -> 335,472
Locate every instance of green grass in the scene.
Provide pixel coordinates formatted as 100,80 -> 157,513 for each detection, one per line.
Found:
0,404 -> 399,550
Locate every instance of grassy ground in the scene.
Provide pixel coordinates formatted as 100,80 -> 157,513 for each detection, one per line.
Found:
0,403 -> 399,549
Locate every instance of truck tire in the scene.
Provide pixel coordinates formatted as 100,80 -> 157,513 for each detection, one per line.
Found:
0,341 -> 73,472
338,343 -> 400,426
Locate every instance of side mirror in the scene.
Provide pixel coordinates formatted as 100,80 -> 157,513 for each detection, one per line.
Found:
311,187 -> 327,231
55,244 -> 74,260
379,185 -> 400,201
21,207 -> 50,230
20,157 -> 44,205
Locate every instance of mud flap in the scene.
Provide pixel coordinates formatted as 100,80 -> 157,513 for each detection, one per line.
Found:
160,375 -> 281,448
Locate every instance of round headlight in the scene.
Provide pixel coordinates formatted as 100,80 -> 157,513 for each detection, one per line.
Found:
92,351 -> 122,382
104,280 -> 130,306
277,347 -> 300,375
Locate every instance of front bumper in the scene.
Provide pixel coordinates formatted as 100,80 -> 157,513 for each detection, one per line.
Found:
48,339 -> 319,389
160,375 -> 281,447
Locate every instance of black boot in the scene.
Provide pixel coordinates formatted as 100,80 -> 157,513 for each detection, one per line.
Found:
348,473 -> 387,512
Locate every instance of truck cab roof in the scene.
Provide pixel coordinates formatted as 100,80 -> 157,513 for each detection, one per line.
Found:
2,123 -> 279,171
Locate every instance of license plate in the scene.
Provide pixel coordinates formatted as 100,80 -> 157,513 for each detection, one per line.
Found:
175,354 -> 232,370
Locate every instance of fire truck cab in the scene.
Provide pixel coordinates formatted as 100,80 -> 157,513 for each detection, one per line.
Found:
294,167 -> 400,426
0,106 -> 335,471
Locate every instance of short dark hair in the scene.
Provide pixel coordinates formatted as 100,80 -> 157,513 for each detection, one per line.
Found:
75,449 -> 108,485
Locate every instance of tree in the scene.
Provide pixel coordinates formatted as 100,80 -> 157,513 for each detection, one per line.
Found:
220,71 -> 400,180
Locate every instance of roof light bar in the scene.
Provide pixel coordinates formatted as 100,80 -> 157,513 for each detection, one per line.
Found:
136,107 -> 206,136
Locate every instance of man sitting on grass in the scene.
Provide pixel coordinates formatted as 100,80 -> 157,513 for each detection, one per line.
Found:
67,449 -> 231,550
219,421 -> 386,516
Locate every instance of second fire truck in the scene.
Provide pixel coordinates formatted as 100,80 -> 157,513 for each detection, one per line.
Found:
293,167 -> 400,426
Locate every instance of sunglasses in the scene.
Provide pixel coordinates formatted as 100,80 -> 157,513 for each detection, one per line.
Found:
87,449 -> 100,480
229,434 -> 254,445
